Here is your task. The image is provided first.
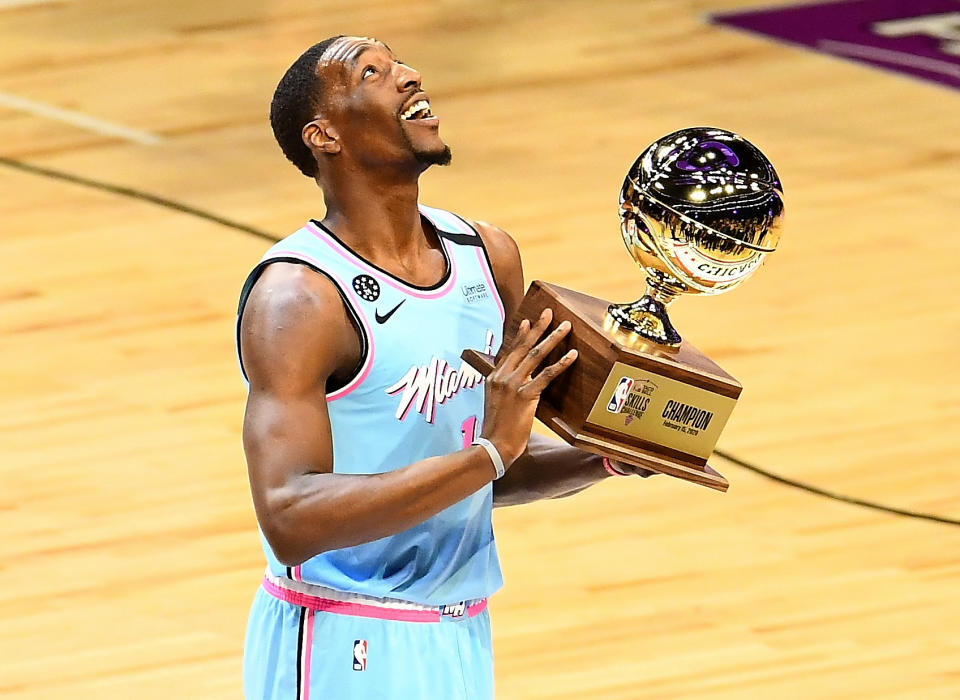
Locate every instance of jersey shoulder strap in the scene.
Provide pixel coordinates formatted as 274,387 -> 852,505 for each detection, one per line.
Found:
418,204 -> 485,247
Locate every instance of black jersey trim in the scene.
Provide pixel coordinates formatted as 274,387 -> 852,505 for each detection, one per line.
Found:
295,606 -> 306,700
236,257 -> 368,394
449,212 -> 505,303
435,230 -> 482,247
308,216 -> 452,292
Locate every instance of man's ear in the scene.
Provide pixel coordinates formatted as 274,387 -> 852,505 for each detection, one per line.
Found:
303,119 -> 340,154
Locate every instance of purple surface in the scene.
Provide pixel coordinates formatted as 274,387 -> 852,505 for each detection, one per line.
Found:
712,0 -> 960,91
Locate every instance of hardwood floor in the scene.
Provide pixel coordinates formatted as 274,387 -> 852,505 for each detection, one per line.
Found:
1,1 -> 957,697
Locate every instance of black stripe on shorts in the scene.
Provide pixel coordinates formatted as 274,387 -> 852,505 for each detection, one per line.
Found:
295,607 -> 306,699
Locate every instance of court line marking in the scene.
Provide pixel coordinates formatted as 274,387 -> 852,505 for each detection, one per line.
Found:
819,40 -> 960,80
0,154 -> 956,529
0,156 -> 262,235
714,450 -> 959,526
0,91 -> 162,146
0,0 -> 65,8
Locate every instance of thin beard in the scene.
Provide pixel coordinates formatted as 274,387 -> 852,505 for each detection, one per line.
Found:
416,145 -> 452,166
399,125 -> 452,166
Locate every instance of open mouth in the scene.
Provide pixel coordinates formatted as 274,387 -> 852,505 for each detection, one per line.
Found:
400,99 -> 434,121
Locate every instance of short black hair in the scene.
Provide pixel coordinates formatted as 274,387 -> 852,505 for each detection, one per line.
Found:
270,36 -> 343,178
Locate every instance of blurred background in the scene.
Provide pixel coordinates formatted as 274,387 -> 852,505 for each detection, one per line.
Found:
1,0 -> 958,697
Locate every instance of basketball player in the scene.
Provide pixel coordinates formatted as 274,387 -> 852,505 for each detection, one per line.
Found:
238,35 -> 651,700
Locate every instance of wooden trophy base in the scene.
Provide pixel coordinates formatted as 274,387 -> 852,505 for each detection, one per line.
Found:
462,281 -> 742,491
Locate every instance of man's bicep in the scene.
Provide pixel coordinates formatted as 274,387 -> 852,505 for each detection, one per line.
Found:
239,264 -> 350,497
241,381 -> 336,562
243,386 -> 335,492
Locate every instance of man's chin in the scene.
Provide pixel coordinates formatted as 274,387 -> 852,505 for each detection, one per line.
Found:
415,145 -> 452,167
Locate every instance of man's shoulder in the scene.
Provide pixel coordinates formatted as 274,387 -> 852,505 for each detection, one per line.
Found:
468,219 -> 513,245
464,219 -> 520,269
459,218 -> 524,310
243,260 -> 347,325
238,259 -> 359,386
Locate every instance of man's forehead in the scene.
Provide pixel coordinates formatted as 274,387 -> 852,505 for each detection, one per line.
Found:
318,36 -> 390,69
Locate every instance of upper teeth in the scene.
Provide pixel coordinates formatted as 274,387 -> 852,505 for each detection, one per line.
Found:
401,100 -> 430,120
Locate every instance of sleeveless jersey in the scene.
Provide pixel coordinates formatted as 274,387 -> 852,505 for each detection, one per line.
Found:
236,204 -> 506,605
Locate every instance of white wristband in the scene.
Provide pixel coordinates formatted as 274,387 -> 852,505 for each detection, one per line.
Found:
472,437 -> 506,480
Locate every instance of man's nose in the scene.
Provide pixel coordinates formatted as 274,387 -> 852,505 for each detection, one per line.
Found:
396,63 -> 421,92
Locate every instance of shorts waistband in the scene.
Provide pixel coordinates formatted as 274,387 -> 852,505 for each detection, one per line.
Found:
261,572 -> 488,623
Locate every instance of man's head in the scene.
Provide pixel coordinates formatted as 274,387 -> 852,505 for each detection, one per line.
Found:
270,36 -> 451,180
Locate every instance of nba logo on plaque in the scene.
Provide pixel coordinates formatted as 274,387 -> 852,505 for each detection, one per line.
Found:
607,377 -> 634,413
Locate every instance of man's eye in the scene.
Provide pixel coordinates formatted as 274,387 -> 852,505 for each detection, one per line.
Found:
362,66 -> 376,79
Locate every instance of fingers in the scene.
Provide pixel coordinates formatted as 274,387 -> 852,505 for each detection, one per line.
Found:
522,348 -> 578,396
515,318 -> 573,379
502,309 -> 554,372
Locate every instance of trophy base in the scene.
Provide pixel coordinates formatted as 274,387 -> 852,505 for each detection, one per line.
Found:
463,281 -> 743,492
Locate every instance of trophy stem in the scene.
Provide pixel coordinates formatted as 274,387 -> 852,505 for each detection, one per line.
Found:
606,273 -> 684,346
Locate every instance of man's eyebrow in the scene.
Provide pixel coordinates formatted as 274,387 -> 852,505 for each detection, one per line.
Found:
318,37 -> 384,71
346,42 -> 390,70
346,45 -> 374,69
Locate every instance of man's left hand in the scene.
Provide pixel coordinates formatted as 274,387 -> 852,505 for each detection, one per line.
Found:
608,458 -> 657,478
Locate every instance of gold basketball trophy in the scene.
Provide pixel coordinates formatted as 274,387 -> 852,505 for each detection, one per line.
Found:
463,127 -> 785,490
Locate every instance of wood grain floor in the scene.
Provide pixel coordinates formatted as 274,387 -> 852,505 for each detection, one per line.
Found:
1,1 -> 958,697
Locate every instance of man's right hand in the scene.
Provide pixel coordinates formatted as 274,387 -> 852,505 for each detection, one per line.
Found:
479,307 -> 577,468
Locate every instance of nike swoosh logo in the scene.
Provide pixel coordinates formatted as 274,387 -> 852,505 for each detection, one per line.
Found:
375,299 -> 405,324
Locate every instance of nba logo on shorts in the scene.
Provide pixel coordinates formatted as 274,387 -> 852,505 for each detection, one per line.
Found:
353,639 -> 367,671
607,377 -> 634,413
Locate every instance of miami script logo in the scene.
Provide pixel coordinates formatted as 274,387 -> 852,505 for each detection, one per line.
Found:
386,330 -> 495,423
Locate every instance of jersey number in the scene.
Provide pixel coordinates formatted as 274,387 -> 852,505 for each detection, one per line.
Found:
460,415 -> 480,450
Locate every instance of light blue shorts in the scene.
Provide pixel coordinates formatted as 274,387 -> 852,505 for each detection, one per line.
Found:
243,573 -> 494,699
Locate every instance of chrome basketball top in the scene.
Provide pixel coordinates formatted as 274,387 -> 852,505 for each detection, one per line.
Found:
609,127 -> 785,346
619,126 -> 784,297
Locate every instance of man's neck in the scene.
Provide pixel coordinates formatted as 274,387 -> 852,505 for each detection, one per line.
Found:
318,168 -> 445,284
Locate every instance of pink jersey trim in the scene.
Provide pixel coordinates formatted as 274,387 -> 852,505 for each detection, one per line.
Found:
264,250 -> 375,403
305,221 -> 457,300
466,598 -> 489,617
302,608 -> 314,699
262,576 -> 488,623
475,247 -> 505,324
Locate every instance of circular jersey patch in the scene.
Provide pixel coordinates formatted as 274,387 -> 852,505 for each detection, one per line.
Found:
352,274 -> 380,302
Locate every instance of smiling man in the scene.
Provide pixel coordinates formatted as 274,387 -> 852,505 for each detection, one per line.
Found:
238,35 -> 649,700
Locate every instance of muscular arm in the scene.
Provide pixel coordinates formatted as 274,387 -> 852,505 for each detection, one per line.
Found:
470,220 -> 651,507
241,263 -> 497,566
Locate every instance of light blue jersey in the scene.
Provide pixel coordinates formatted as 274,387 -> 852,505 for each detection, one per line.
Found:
237,204 -> 506,606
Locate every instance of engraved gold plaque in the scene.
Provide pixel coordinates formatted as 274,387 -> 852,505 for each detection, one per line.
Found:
585,362 -> 737,461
